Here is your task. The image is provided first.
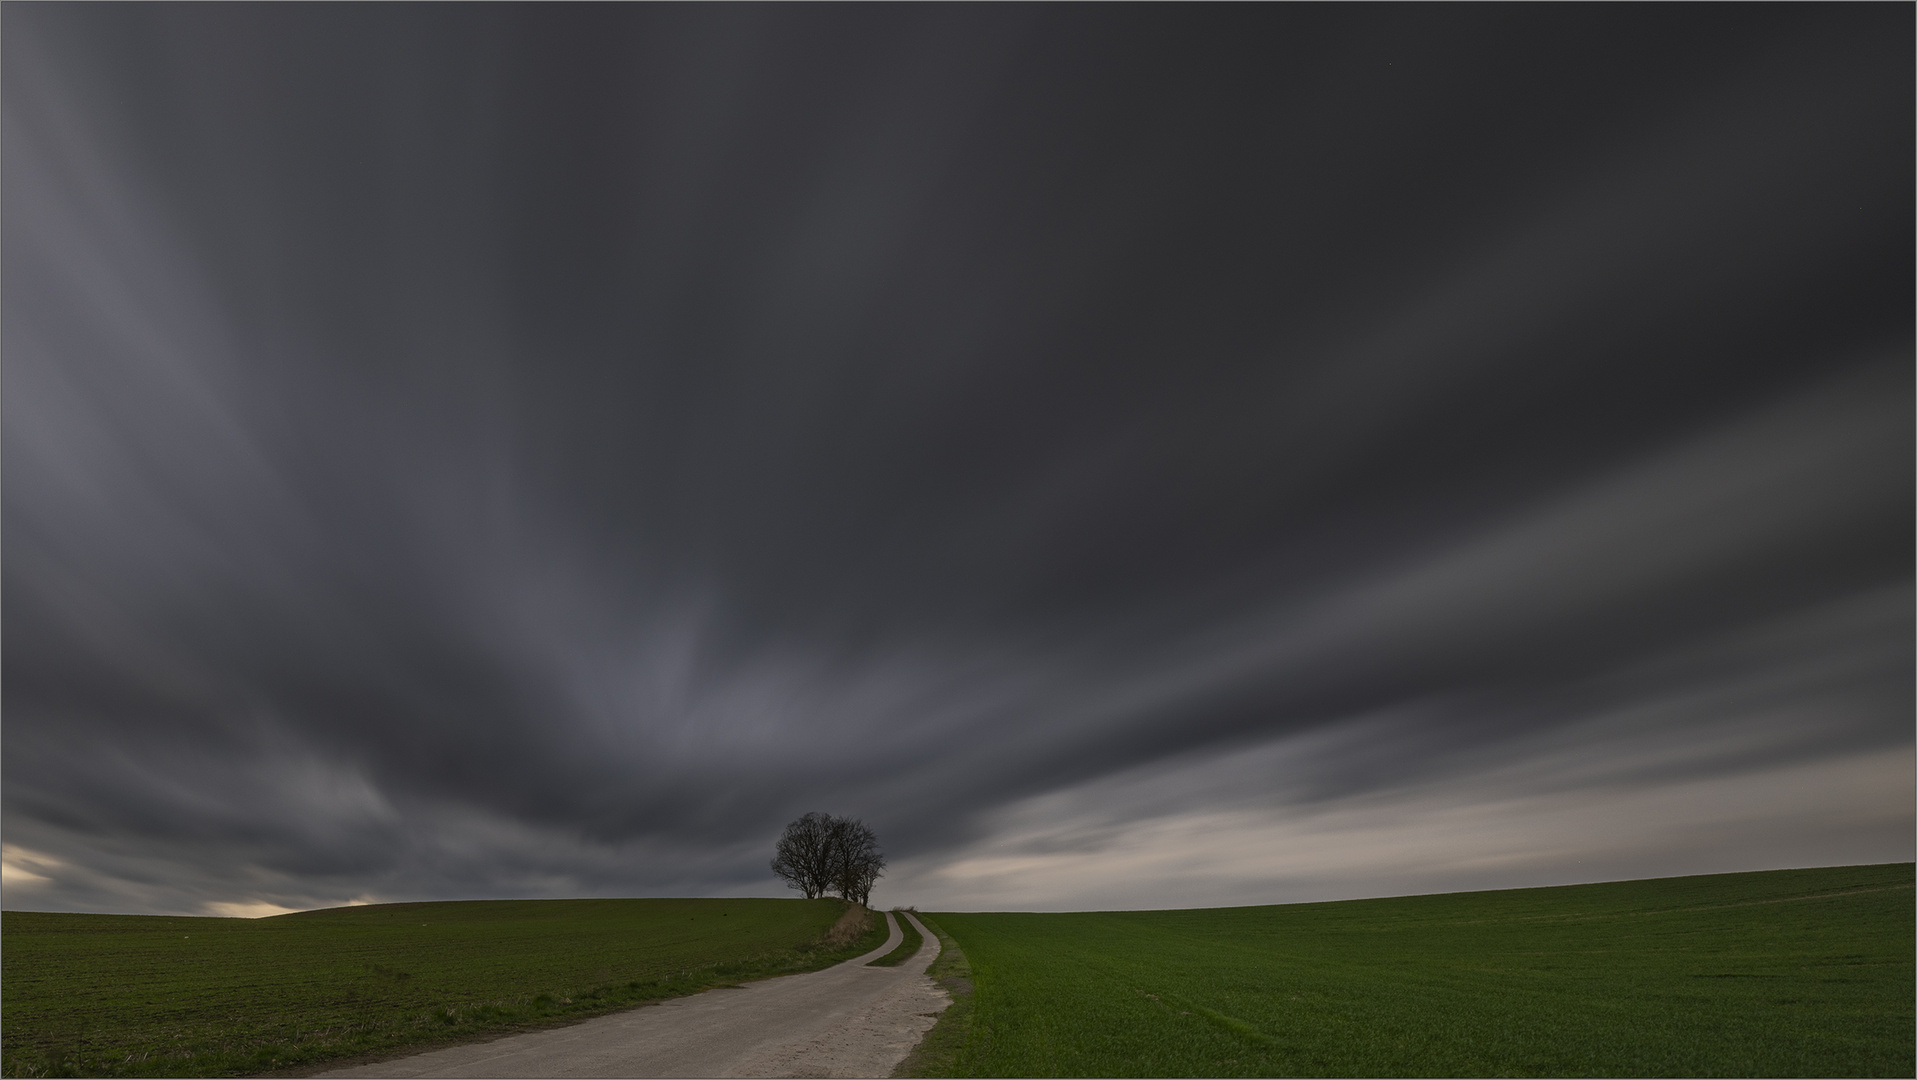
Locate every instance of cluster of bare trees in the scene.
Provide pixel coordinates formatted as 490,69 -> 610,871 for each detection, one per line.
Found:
769,812 -> 885,907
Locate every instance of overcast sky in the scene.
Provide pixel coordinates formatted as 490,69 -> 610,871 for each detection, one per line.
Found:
4,5 -> 1910,918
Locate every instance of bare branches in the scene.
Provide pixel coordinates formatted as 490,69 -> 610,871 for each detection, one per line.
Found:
828,816 -> 884,908
770,812 -> 835,900
770,812 -> 885,907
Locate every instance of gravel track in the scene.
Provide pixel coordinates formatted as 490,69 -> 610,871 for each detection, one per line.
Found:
316,910 -> 950,1078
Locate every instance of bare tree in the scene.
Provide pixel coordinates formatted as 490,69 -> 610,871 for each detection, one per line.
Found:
827,816 -> 885,908
769,811 -> 835,900
770,812 -> 885,907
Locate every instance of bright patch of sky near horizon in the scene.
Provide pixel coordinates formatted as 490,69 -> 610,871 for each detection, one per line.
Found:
3,5 -> 1909,916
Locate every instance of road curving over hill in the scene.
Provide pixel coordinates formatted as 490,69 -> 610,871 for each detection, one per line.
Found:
316,910 -> 950,1079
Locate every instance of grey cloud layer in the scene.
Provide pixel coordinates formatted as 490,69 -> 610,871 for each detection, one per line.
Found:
4,6 -> 1909,914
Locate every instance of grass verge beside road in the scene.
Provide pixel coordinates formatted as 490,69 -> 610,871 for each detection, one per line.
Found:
2,897 -> 885,1078
893,913 -> 975,1079
925,863 -> 1913,1078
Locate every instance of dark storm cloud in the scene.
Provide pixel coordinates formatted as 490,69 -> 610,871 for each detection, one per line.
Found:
4,5 -> 1909,914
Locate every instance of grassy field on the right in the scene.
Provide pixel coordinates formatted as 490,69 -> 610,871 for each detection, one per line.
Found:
919,863 -> 1913,1078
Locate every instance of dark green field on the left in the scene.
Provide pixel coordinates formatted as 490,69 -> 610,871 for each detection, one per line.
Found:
1,896 -> 884,1079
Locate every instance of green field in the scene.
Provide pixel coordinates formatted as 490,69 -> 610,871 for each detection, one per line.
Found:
916,864 -> 1914,1078
1,896 -> 885,1078
869,910 -> 925,967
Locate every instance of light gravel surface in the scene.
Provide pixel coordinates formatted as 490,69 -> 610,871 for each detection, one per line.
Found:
316,911 -> 951,1078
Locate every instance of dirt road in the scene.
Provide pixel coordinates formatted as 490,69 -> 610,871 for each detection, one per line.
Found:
316,910 -> 950,1078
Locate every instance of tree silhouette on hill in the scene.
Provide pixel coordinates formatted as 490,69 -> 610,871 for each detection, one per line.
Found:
771,812 -> 884,906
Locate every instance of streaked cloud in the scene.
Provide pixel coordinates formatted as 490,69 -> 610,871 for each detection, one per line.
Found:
4,5 -> 1908,915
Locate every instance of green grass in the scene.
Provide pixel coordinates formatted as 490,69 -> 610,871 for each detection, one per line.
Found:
894,913 -> 976,1078
868,910 -> 925,967
921,863 -> 1914,1078
1,897 -> 887,1078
